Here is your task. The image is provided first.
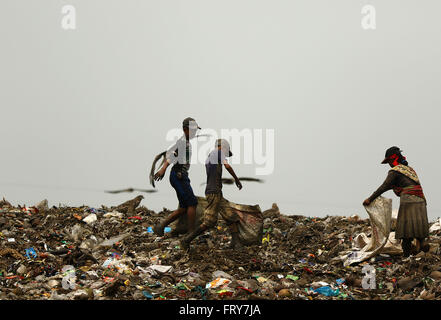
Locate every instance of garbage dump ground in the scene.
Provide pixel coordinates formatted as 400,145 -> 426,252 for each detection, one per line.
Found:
1,197 -> 441,301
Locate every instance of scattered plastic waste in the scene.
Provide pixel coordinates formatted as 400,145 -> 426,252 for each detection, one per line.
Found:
0,196 -> 440,300
147,265 -> 173,274
256,276 -> 268,283
206,278 -> 231,289
98,233 -> 130,247
429,218 -> 441,233
147,226 -> 171,233
83,214 -> 97,225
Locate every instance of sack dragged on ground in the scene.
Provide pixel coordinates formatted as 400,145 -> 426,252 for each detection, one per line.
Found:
172,196 -> 263,246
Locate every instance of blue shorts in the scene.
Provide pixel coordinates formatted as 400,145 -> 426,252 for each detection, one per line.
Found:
170,169 -> 198,208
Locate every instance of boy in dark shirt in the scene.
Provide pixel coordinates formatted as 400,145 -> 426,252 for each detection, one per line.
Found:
180,139 -> 243,250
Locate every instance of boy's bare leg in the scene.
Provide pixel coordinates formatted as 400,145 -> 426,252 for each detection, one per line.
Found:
227,222 -> 243,249
153,207 -> 186,236
186,205 -> 197,233
180,224 -> 209,250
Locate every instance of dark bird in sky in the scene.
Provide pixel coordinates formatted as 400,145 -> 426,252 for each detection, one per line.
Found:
200,177 -> 264,186
105,188 -> 158,194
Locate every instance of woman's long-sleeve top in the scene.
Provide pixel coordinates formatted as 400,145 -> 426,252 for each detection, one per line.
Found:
368,171 -> 419,202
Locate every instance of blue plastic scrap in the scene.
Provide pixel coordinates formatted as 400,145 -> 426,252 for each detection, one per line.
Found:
25,248 -> 37,260
313,286 -> 340,297
194,285 -> 208,300
142,291 -> 153,299
147,226 -> 171,233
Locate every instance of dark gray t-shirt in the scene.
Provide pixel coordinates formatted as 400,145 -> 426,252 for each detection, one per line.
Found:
205,149 -> 227,195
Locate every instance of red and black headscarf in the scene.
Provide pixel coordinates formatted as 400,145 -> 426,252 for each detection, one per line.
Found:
381,146 -> 408,166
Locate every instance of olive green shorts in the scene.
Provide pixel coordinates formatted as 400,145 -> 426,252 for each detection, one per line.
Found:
201,194 -> 239,228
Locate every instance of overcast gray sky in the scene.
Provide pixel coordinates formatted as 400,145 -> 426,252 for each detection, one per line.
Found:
1,1 -> 440,220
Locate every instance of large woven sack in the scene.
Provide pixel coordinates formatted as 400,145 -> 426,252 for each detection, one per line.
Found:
172,196 -> 263,246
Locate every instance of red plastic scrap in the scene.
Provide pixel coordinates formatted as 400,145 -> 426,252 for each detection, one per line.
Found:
103,276 -> 115,283
128,216 -> 142,220
22,207 -> 38,215
219,291 -> 234,297
379,262 -> 392,268
237,286 -> 253,293
303,267 -> 313,274
392,278 -> 397,287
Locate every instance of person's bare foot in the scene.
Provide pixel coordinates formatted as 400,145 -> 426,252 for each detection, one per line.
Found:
420,240 -> 430,252
416,239 -> 430,253
153,223 -> 164,237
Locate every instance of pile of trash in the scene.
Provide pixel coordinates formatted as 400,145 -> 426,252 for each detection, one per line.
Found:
1,196 -> 441,300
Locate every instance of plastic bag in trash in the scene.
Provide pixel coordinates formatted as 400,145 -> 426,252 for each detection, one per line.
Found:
206,278 -> 231,289
314,286 -> 340,297
83,214 -> 97,225
98,233 -> 130,247
173,196 -> 263,246
339,196 -> 402,266
429,218 -> 441,233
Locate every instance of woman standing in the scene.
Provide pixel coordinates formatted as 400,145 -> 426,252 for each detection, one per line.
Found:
363,146 -> 429,257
